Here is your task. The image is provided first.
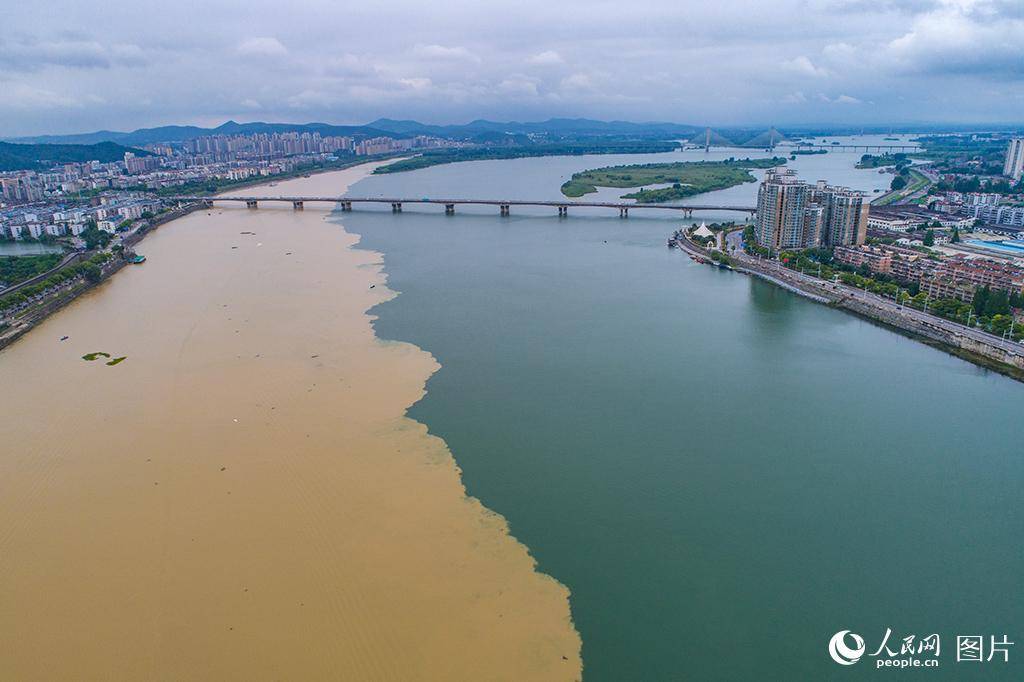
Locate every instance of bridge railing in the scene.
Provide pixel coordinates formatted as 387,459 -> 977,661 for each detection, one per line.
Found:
169,196 -> 757,214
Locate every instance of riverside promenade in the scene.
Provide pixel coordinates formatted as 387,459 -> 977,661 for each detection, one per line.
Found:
673,234 -> 1024,378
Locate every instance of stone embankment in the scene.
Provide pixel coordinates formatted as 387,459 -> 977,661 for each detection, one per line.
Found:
672,235 -> 1024,379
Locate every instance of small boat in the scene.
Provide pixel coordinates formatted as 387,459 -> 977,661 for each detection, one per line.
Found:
131,254 -> 146,264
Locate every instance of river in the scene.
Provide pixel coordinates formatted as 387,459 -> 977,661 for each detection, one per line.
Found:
0,162 -> 580,681
1,139 -> 1019,680
341,136 -> 1023,680
0,241 -> 64,256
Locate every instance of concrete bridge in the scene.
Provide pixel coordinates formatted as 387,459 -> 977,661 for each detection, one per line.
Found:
782,143 -> 919,153
173,196 -> 758,219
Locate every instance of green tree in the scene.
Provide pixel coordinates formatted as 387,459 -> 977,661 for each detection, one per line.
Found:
984,288 -> 1010,317
890,176 -> 907,191
80,221 -> 112,250
990,315 -> 1013,335
81,262 -> 102,283
972,286 -> 990,316
923,229 -> 935,247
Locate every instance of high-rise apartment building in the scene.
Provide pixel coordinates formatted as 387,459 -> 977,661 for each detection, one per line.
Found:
1004,138 -> 1024,182
811,181 -> 870,247
755,168 -> 809,250
754,168 -> 868,250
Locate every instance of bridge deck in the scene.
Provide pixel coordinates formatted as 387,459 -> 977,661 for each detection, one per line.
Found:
175,196 -> 757,213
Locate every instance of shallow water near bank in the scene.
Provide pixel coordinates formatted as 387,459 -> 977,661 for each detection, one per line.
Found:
343,139 -> 1023,680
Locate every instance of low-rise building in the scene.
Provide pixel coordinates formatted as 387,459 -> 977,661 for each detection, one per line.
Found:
867,213 -> 914,232
834,245 -> 893,274
971,204 -> 1024,228
934,255 -> 1024,294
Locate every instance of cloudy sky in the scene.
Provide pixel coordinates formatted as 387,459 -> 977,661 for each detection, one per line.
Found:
2,0 -> 1022,136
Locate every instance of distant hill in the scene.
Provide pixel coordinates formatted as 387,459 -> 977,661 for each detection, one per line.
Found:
367,117 -> 701,140
8,118 -> 703,147
0,141 -> 154,171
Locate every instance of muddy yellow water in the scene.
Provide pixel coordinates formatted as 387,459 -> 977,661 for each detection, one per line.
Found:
0,163 -> 581,681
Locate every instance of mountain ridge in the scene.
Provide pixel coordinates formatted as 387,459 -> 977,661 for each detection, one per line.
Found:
7,118 -> 703,146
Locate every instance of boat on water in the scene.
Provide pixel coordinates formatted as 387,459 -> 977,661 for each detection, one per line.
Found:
131,254 -> 146,264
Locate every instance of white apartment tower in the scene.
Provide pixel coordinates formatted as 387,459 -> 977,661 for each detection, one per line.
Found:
1004,138 -> 1024,182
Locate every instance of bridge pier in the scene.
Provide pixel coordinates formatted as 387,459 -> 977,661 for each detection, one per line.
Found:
619,207 -> 629,218
292,200 -> 304,211
558,206 -> 568,218
445,204 -> 455,215
500,204 -> 510,216
391,202 -> 402,213
682,208 -> 693,218
246,200 -> 258,209
340,201 -> 352,211
202,199 -> 214,209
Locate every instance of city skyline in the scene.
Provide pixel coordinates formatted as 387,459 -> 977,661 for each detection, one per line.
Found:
3,0 -> 1024,137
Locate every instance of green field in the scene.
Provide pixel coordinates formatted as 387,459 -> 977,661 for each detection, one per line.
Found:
560,158 -> 784,202
872,168 -> 930,206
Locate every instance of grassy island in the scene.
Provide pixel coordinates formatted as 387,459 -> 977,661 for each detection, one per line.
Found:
560,157 -> 785,202
856,153 -> 911,169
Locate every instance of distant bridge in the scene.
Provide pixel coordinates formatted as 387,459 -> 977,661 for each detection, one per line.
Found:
781,143 -> 919,153
172,196 -> 758,218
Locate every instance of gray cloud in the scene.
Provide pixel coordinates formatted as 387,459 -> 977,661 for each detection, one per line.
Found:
0,37 -> 149,71
1,0 -> 1022,136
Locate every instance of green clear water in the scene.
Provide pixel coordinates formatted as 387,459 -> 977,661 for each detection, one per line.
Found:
340,145 -> 1022,680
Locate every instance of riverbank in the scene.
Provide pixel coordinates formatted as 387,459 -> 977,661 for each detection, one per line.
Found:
0,204 -> 202,352
674,235 -> 1024,381
0,161 -> 581,680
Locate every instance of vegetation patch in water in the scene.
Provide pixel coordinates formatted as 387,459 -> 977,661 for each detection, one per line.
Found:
81,351 -> 126,366
561,157 -> 786,201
